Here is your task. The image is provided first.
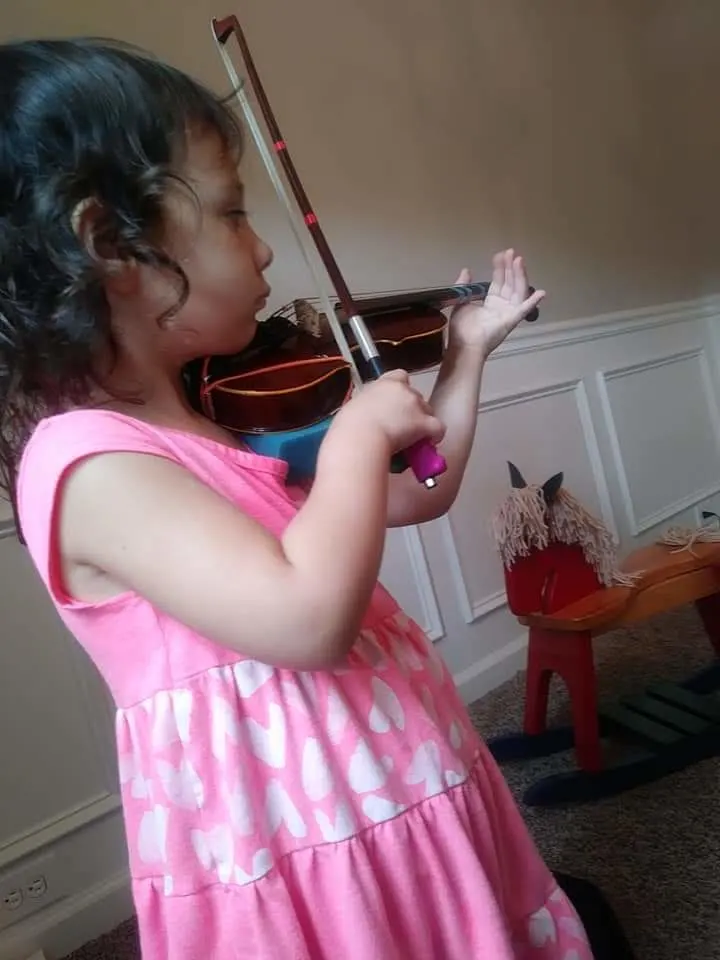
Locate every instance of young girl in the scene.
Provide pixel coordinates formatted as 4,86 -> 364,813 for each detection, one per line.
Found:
2,38 -> 593,959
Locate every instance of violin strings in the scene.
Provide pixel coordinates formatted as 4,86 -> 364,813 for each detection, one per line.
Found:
210,23 -> 362,388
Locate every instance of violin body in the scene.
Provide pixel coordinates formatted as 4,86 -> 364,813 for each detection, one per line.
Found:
184,295 -> 449,479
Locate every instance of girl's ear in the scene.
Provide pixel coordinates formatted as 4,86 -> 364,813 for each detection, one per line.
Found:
70,197 -> 136,288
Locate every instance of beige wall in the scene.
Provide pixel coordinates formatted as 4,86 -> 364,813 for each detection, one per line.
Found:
3,0 -> 720,322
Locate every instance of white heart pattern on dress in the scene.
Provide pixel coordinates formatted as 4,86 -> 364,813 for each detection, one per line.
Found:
118,753 -> 151,800
191,825 -> 234,883
232,659 -> 274,698
559,916 -> 587,940
357,630 -> 388,669
150,689 -> 193,750
426,643 -> 446,683
315,801 -> 356,842
282,673 -> 317,713
131,776 -> 152,800
563,952 -> 581,960
266,779 -> 307,838
302,737 -> 334,802
362,795 -> 406,824
226,775 -> 254,837
235,848 -> 274,885
449,721 -> 463,749
156,758 -> 205,810
368,678 -> 405,734
444,768 -> 466,788
405,741 -> 445,798
244,702 -> 286,769
390,634 -> 424,672
138,805 -> 169,864
528,906 -> 557,946
348,740 -> 388,794
419,686 -> 439,723
326,688 -> 350,745
297,672 -> 317,702
118,753 -> 136,785
211,695 -> 239,762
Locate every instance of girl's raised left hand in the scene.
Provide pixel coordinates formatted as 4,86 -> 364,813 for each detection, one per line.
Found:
448,249 -> 546,358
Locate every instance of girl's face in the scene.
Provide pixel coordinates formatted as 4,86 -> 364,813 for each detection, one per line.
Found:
132,130 -> 274,363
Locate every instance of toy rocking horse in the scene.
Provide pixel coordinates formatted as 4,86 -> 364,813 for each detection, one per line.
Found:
487,462 -> 720,806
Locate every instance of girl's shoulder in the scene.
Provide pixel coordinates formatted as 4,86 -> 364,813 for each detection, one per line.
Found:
16,408 -> 296,591
21,407 -> 179,464
18,407 -> 287,482
17,408 -> 187,521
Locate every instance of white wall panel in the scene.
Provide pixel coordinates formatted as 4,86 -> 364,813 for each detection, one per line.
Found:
597,348 -> 720,533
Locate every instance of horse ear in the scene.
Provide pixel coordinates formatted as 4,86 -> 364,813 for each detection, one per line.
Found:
507,461 -> 527,489
542,472 -> 564,504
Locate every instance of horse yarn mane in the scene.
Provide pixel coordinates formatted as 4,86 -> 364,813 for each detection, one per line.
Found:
490,463 -> 638,588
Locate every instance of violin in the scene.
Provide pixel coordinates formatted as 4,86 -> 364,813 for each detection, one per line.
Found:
190,14 -> 542,487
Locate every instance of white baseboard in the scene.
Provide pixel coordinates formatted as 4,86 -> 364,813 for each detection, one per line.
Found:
0,871 -> 133,960
453,632 -> 528,706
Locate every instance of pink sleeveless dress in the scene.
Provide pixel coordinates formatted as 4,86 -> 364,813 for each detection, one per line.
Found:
17,410 -> 591,960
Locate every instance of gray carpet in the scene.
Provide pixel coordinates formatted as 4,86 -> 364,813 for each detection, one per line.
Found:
64,606 -> 720,959
469,605 -> 720,960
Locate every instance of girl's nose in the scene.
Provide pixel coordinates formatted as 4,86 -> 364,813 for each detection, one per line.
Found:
255,233 -> 274,272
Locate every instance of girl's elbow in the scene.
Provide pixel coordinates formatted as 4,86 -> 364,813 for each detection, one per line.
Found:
296,618 -> 358,670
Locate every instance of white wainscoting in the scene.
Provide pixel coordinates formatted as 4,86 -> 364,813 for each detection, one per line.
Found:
399,293 -> 720,707
0,293 -> 718,959
596,348 -> 720,535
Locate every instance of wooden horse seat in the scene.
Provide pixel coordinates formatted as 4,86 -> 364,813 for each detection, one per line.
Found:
518,541 -> 720,635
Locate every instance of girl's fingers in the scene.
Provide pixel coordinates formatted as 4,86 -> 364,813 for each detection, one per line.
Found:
489,251 -> 505,295
512,255 -> 527,301
503,248 -> 514,295
519,288 -> 546,316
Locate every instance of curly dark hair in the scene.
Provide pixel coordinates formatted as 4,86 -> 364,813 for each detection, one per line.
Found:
0,36 -> 244,529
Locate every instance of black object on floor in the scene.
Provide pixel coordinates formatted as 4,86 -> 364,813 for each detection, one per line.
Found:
489,660 -> 720,807
553,872 -> 635,959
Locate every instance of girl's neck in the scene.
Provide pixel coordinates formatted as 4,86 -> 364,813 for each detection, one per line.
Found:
89,356 -> 240,447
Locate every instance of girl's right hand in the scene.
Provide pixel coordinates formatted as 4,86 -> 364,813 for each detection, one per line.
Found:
334,369 -> 446,453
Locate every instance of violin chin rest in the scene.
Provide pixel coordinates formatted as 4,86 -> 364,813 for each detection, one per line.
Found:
239,416 -> 334,484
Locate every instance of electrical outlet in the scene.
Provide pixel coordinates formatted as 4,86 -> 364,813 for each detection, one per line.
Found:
0,853 -> 66,932
26,877 -> 48,900
3,888 -> 23,912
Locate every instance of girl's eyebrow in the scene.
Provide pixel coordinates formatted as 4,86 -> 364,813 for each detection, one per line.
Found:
200,178 -> 245,206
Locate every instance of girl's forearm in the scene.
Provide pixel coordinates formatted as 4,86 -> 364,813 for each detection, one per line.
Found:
281,423 -> 391,656
386,344 -> 486,526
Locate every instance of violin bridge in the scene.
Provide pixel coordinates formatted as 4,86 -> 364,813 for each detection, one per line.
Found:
293,299 -> 331,341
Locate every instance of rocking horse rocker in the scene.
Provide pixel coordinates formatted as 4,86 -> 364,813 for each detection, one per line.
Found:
487,462 -> 720,807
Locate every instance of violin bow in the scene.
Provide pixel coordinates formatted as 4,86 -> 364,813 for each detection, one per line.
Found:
210,14 -> 447,488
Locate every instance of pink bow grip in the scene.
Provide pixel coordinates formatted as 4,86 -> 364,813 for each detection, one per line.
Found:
402,438 -> 448,484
